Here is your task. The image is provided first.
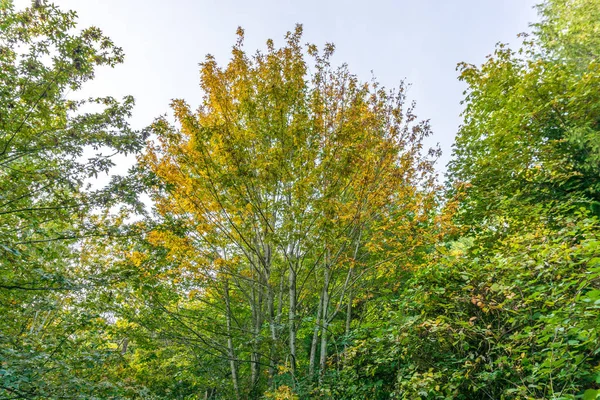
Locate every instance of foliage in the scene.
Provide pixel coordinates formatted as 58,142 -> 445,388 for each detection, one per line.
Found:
362,210 -> 598,399
535,0 -> 600,68
1,0 -> 599,398
449,0 -> 600,227
0,0 -> 143,397
136,24 -> 442,398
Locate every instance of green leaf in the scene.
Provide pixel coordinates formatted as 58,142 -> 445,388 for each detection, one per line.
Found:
583,389 -> 598,400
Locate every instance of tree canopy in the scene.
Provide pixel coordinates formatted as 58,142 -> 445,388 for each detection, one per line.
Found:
1,0 -> 599,399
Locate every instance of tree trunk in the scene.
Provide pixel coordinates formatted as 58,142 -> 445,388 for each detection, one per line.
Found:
319,260 -> 330,380
267,283 -> 276,385
251,283 -> 263,394
344,288 -> 352,358
224,280 -> 240,399
288,261 -> 297,377
344,236 -> 359,357
121,337 -> 129,355
270,271 -> 284,385
309,286 -> 324,378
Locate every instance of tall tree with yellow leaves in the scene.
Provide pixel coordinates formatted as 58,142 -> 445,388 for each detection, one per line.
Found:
140,25 -> 442,397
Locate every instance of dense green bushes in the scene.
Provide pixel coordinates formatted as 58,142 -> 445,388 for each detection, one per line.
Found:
327,209 -> 599,399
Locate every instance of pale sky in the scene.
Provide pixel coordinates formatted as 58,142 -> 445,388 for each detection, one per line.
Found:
17,0 -> 538,174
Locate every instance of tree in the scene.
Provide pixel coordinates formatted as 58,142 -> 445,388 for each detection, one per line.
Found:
321,1 -> 600,398
381,0 -> 600,397
535,0 -> 600,69
139,25 -> 441,397
0,1 -> 143,397
448,0 -> 600,228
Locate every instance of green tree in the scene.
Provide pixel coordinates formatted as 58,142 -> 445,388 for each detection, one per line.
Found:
355,210 -> 599,399
0,1 -> 143,397
449,0 -> 600,228
535,0 -> 600,69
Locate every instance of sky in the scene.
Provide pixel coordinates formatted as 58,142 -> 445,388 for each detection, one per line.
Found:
17,0 -> 538,175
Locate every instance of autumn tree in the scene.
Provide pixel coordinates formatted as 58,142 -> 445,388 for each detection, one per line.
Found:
140,25 -> 441,397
